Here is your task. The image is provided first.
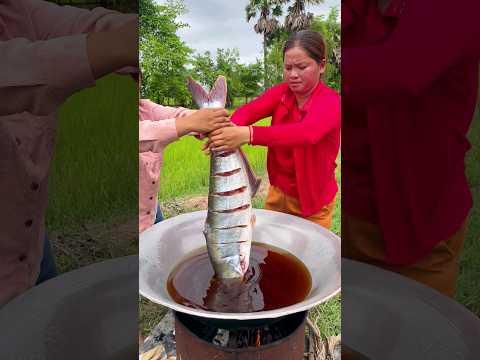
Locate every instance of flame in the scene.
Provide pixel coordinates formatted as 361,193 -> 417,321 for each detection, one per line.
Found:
255,329 -> 261,347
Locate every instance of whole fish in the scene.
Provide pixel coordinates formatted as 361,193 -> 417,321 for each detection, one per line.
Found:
187,76 -> 261,280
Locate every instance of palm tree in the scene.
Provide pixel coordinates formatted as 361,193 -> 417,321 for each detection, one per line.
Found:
246,0 -> 286,89
285,0 -> 324,32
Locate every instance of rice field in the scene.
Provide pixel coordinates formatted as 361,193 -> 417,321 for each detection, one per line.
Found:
46,75 -> 138,231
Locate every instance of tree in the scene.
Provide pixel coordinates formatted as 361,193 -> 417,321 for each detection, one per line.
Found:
284,0 -> 324,32
310,7 -> 340,90
263,6 -> 340,91
139,0 -> 192,105
190,51 -> 217,91
216,48 -> 243,108
265,27 -> 289,86
237,61 -> 263,104
245,0 -> 285,90
190,48 -> 249,108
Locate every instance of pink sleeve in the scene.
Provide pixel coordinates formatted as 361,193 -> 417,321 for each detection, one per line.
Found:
0,0 -> 138,116
25,0 -> 138,76
25,0 -> 137,38
0,35 -> 95,116
252,94 -> 341,147
139,118 -> 179,152
231,84 -> 286,126
149,105 -> 194,121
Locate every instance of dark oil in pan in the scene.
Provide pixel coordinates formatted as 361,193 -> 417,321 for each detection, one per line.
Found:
167,243 -> 312,313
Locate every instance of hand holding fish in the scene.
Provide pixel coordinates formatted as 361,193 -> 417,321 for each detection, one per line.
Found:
176,108 -> 231,137
203,126 -> 250,153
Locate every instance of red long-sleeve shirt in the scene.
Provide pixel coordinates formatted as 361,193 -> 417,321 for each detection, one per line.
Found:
342,0 -> 480,264
231,81 -> 341,217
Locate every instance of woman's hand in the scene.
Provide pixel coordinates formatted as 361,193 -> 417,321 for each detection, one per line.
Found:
203,126 -> 250,153
176,108 -> 230,137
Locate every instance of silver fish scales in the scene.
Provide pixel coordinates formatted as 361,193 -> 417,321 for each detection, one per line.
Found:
187,76 -> 261,279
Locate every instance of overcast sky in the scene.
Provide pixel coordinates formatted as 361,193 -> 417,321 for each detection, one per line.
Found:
158,0 -> 339,64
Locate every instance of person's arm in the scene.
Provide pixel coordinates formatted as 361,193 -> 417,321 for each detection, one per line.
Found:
0,35 -> 95,116
342,0 -> 480,101
251,94 -> 341,147
26,0 -> 136,38
230,84 -> 287,126
149,105 -> 194,122
139,119 -> 179,152
208,93 -> 340,152
140,106 -> 231,151
27,0 -> 138,78
0,6 -> 137,116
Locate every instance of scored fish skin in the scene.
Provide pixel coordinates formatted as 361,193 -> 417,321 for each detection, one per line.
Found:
204,226 -> 252,244
187,75 -> 261,279
212,152 -> 243,174
208,191 -> 250,212
206,209 -> 251,229
209,172 -> 246,193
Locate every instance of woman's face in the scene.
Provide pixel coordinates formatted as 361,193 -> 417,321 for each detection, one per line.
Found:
283,46 -> 325,95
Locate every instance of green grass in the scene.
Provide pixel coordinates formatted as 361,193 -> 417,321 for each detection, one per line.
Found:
457,105 -> 480,315
46,75 -> 138,232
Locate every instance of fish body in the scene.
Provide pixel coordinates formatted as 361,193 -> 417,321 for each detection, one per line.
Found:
187,76 -> 260,279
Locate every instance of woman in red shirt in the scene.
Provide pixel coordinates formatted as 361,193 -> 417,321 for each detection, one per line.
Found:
206,30 -> 341,229
342,0 -> 480,297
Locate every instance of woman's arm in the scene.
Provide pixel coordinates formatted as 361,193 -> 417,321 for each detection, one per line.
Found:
140,107 -> 231,151
25,0 -> 137,38
27,0 -> 139,79
251,95 -> 341,147
149,104 -> 193,121
208,94 -> 340,151
343,0 -> 480,101
231,83 -> 287,126
139,119 -> 179,152
0,2 -> 137,116
0,35 -> 95,116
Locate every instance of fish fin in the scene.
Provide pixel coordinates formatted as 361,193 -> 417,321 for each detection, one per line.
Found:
187,76 -> 209,108
238,149 -> 261,198
209,76 -> 227,108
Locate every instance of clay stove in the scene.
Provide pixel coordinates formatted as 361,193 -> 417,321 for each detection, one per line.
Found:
175,311 -> 307,359
140,209 -> 341,359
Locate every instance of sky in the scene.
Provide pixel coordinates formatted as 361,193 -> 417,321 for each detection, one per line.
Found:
158,0 -> 340,64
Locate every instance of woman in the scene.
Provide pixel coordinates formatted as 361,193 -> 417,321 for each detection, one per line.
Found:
342,0 -> 480,297
138,73 -> 230,233
206,30 -> 340,229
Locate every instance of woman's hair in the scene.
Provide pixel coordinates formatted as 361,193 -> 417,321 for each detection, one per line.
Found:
283,30 -> 326,64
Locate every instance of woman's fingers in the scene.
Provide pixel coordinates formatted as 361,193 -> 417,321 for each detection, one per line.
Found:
211,145 -> 230,152
209,128 -> 223,137
212,120 -> 229,130
213,108 -> 229,117
210,133 -> 224,142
